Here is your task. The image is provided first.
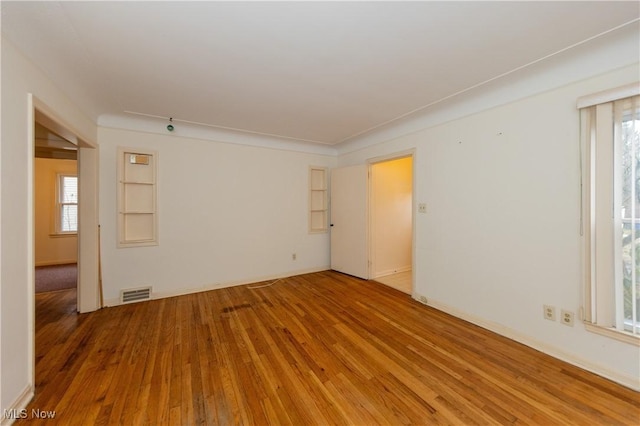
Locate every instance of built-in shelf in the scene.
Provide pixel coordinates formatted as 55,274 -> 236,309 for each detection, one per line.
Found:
309,166 -> 328,233
117,148 -> 158,247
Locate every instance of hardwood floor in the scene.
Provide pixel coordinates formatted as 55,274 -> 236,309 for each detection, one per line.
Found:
25,271 -> 639,424
374,270 -> 412,294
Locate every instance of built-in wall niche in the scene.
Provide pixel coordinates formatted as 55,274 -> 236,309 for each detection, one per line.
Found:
117,148 -> 158,247
309,166 -> 328,233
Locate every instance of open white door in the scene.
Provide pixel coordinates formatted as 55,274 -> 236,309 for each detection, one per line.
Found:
330,165 -> 368,279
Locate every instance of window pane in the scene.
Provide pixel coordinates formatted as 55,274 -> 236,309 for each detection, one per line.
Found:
619,101 -> 640,332
61,204 -> 78,232
61,176 -> 78,203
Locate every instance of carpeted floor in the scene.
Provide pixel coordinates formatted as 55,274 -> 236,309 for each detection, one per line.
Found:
35,263 -> 77,293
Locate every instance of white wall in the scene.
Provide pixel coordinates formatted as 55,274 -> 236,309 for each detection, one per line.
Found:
98,127 -> 336,304
371,157 -> 412,277
338,62 -> 640,389
34,158 -> 78,266
1,38 -> 97,417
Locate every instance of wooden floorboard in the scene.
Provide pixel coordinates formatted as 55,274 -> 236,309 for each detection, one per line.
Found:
23,271 -> 640,424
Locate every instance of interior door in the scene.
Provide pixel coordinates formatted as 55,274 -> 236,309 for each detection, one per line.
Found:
330,164 -> 368,279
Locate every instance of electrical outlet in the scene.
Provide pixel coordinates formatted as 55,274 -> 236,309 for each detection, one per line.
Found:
418,203 -> 427,214
543,305 -> 556,321
561,310 -> 574,326
292,253 -> 297,261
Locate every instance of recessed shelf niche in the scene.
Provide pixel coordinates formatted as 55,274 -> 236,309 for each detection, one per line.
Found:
117,148 -> 158,247
309,166 -> 328,233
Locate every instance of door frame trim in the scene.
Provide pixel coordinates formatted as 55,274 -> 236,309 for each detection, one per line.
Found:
29,94 -> 100,408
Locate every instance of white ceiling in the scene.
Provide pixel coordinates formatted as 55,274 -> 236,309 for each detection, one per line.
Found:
2,1 -> 639,146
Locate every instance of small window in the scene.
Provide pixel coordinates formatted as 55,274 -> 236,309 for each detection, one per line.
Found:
57,174 -> 78,233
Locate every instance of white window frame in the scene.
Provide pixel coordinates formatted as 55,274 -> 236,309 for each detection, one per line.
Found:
579,83 -> 640,345
55,173 -> 78,234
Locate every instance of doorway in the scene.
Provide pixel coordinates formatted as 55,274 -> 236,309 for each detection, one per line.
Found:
29,97 -> 100,406
369,155 -> 414,294
31,98 -> 101,316
329,152 -> 415,289
34,121 -> 78,304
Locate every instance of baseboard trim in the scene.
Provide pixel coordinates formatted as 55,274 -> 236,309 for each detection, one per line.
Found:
1,384 -> 34,425
416,296 -> 640,392
104,266 -> 331,307
372,265 -> 411,279
35,260 -> 77,267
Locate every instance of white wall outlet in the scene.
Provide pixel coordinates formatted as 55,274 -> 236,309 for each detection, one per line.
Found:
561,310 -> 574,326
418,203 -> 427,214
543,305 -> 556,321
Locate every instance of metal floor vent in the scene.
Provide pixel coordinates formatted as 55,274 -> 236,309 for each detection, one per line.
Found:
121,286 -> 152,304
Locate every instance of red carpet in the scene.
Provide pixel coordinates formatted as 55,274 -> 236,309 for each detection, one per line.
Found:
35,264 -> 77,293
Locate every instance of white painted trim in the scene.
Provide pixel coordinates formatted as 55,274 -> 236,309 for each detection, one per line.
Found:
372,266 -> 412,280
584,322 -> 640,346
367,149 -> 416,166
26,94 -> 36,406
99,114 -> 337,157
417,295 -> 640,391
0,34 -> 3,417
0,384 -> 34,426
124,110 -> 328,146
33,102 -> 95,149
576,82 -> 640,109
77,146 -> 100,313
103,266 -> 331,307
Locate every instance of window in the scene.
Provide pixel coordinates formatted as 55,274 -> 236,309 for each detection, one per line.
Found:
617,98 -> 640,334
580,86 -> 640,340
57,174 -> 78,233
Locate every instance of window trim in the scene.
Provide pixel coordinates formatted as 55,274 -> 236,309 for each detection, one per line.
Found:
584,323 -> 640,346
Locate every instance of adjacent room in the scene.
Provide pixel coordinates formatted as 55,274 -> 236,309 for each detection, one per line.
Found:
2,1 -> 639,424
34,122 -> 78,296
